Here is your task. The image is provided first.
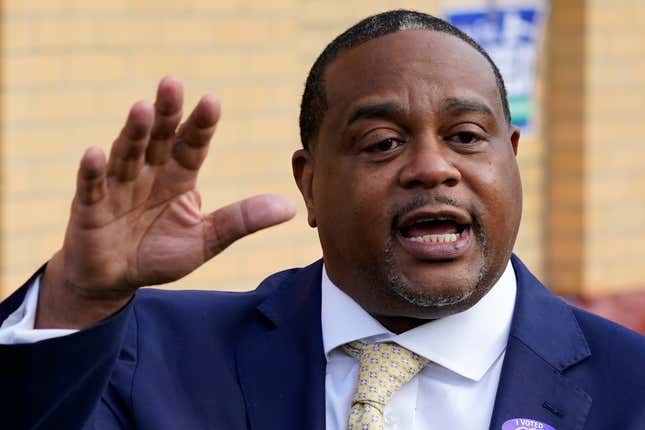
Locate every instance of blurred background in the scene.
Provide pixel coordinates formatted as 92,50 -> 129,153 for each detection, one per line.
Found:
1,0 -> 644,331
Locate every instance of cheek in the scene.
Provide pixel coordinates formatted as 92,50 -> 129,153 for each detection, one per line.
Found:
350,167 -> 400,227
316,164 -> 394,245
313,165 -> 356,233
464,156 -> 522,241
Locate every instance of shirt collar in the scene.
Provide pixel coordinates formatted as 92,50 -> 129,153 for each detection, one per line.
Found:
321,261 -> 517,381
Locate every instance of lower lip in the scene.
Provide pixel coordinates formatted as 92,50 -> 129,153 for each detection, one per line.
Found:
396,227 -> 473,261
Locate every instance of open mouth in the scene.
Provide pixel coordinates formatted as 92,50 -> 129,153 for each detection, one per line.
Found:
399,217 -> 470,244
394,208 -> 473,260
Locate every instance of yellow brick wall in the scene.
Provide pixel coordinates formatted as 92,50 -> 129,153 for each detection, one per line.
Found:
545,0 -> 645,296
584,0 -> 645,295
0,0 -> 548,298
545,0 -> 586,295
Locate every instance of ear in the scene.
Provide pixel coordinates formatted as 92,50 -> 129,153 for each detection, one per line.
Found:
510,125 -> 520,156
292,149 -> 317,227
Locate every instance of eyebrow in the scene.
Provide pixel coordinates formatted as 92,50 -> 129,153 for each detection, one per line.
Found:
345,97 -> 496,128
346,102 -> 405,127
439,97 -> 495,118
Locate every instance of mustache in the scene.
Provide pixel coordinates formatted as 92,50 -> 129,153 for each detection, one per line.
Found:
389,194 -> 478,230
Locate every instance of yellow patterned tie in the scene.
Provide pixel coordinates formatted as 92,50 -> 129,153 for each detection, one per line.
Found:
343,341 -> 429,430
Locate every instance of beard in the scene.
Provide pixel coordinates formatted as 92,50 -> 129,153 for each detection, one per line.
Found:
381,195 -> 490,308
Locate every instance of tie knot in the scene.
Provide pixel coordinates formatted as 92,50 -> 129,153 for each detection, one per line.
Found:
342,341 -> 429,410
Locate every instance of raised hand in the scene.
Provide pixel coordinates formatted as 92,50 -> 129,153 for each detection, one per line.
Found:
36,77 -> 296,329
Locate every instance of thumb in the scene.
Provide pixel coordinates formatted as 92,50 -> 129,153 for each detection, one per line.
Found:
203,194 -> 296,259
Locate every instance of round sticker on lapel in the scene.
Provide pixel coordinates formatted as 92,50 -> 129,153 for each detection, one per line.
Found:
502,418 -> 556,430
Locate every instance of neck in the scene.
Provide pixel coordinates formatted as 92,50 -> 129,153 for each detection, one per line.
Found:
374,315 -> 435,334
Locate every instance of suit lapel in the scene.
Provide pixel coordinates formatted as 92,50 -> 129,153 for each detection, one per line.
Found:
236,261 -> 326,430
235,256 -> 595,430
489,256 -> 592,430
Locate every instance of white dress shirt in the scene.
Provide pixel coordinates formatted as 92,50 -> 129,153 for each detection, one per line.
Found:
322,261 -> 517,430
1,261 -> 517,429
0,275 -> 77,343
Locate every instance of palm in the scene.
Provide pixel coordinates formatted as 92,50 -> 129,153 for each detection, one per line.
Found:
68,182 -> 206,292
56,77 -> 295,300
130,189 -> 207,286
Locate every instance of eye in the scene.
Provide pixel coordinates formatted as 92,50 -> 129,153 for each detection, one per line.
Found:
366,137 -> 405,153
448,131 -> 480,145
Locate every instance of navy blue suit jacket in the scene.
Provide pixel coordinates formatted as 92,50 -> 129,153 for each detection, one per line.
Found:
2,255 -> 645,429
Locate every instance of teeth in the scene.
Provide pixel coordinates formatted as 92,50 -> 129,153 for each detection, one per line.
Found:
408,232 -> 460,243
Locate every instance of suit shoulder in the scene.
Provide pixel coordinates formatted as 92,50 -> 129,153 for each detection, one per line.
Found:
570,305 -> 645,382
565,304 -> 645,420
129,265 -> 308,325
572,305 -> 645,351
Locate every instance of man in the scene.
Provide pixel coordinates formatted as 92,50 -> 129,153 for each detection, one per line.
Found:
2,9 -> 645,430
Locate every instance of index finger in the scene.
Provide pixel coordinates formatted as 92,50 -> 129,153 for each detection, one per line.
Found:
172,94 -> 220,171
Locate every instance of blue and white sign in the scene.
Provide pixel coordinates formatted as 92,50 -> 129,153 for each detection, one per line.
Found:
445,4 -> 548,133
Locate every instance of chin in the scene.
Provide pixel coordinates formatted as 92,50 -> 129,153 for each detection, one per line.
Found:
383,243 -> 489,310
389,271 -> 483,309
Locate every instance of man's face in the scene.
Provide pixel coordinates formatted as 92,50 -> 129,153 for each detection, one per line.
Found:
293,30 -> 522,329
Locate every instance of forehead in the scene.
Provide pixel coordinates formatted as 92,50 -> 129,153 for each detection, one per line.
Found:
322,29 -> 503,125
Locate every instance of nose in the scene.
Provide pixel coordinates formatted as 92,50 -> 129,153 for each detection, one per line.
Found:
398,137 -> 461,189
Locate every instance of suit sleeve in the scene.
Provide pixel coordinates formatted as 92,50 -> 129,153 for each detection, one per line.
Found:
0,269 -> 133,430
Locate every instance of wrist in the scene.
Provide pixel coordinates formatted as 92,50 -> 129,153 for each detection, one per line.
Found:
35,251 -> 132,329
